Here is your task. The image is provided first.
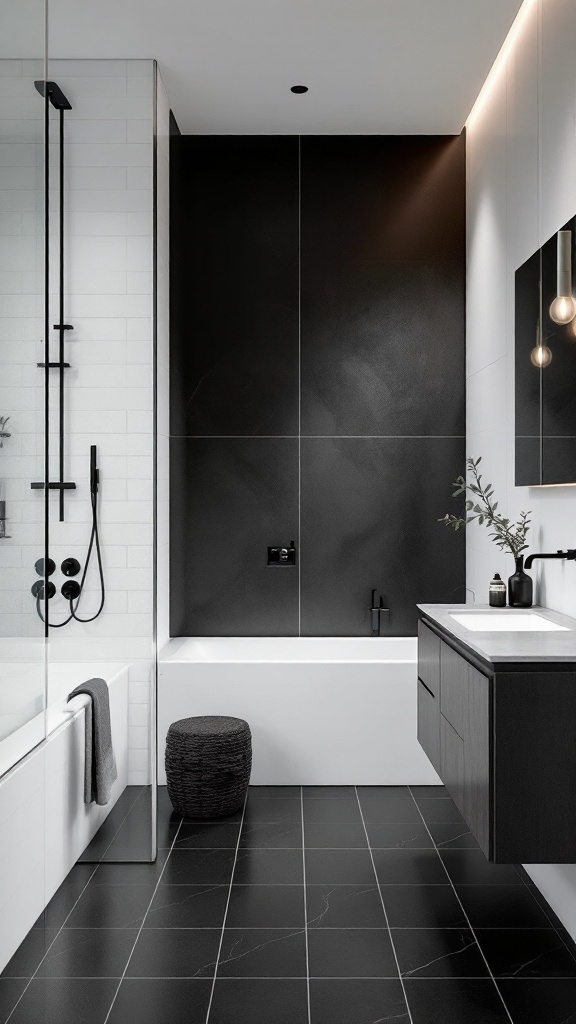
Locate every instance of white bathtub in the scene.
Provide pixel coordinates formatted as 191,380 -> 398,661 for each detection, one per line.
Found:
0,659 -> 129,973
158,636 -> 440,786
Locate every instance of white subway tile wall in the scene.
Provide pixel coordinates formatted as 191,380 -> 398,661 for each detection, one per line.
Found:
23,59 -> 154,786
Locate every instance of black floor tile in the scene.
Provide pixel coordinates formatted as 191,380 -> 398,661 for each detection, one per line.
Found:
306,884 -> 387,929
418,799 -> 464,824
92,854 -> 168,886
34,865 -> 96,929
226,885 -> 305,928
303,799 -> 362,825
428,822 -> 480,849
208,979 -> 308,1023
36,929 -> 137,978
217,928 -> 306,977
404,978 -> 510,1023
239,818 -> 302,849
393,928 -> 489,979
310,978 -> 409,1024
249,787 -> 300,799
144,885 -> 229,928
476,929 -> 576,978
373,849 -> 447,885
64,884 -> 151,929
243,797 -> 301,823
126,929 -> 220,978
7,978 -> 118,1024
456,885 -> 553,929
359,797 -> 422,824
498,978 -> 576,1023
308,928 -> 397,978
305,849 -> 375,884
440,850 -> 522,886
366,822 -> 433,849
1,929 -> 59,978
107,979 -> 212,1024
303,823 -> 368,849
169,823 -> 240,850
411,786 -> 448,800
303,786 -> 355,799
161,848 -> 236,885
0,979 -> 27,1022
233,849 -> 303,884
78,787 -> 145,862
382,886 -> 468,929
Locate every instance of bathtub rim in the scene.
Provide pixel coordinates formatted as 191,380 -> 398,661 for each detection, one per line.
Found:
160,636 -> 417,665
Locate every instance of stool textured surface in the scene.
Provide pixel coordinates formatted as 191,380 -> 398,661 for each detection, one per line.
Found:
165,715 -> 252,819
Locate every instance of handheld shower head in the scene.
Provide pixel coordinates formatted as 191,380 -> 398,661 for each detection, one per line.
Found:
90,445 -> 99,497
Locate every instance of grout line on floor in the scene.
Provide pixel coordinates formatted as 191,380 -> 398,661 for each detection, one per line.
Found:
301,785 -> 312,1024
102,816 -> 184,1023
354,785 -> 414,1024
5,861 -> 101,1022
204,795 -> 248,1024
406,786 -> 515,1023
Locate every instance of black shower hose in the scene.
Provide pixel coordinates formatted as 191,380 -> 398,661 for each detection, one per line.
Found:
36,487 -> 105,627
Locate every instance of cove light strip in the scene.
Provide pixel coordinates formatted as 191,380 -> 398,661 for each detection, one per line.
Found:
466,0 -> 539,130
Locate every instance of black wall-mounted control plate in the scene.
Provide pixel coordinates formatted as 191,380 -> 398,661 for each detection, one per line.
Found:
268,544 -> 296,566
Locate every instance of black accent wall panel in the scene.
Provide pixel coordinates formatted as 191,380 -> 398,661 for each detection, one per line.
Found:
170,438 -> 299,637
300,438 -> 465,636
170,134 -> 466,637
300,136 -> 465,437
170,136 -> 299,437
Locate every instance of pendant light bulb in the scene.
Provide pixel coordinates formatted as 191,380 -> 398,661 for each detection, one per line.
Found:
530,342 -> 552,367
530,317 -> 552,368
549,230 -> 576,324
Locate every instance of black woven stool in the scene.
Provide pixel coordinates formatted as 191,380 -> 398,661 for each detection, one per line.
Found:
165,716 -> 252,819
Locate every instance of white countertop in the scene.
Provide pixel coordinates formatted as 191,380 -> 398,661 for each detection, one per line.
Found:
417,604 -> 576,664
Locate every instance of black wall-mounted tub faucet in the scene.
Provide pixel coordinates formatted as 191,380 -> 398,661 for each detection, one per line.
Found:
370,589 -> 389,636
524,549 -> 576,570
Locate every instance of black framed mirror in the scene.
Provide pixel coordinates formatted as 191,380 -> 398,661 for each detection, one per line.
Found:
515,217 -> 576,486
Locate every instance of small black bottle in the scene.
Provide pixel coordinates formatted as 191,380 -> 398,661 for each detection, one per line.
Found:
508,556 -> 533,608
489,573 -> 506,607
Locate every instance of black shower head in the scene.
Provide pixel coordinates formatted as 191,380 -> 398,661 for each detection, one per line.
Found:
34,80 -> 72,110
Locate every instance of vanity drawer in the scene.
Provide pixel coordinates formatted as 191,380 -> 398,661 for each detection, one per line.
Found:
440,641 -> 467,739
417,679 -> 441,776
441,715 -> 465,818
418,620 -> 440,698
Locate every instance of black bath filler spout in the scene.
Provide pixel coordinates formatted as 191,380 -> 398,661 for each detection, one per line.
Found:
370,589 -> 389,637
524,549 -> 576,570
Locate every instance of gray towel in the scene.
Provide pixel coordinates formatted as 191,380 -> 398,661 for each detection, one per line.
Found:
68,677 -> 118,806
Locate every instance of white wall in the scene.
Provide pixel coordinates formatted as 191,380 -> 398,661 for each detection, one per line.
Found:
466,0 -> 576,939
40,59 -> 155,786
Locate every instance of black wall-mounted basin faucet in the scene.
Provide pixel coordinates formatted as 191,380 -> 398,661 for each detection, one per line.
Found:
524,549 -> 576,570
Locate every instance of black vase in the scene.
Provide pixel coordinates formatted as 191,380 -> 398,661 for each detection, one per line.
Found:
508,555 -> 533,608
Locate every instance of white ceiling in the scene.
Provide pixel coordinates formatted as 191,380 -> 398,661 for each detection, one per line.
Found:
9,0 -> 523,134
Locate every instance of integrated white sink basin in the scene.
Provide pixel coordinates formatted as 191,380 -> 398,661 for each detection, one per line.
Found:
450,612 -> 569,633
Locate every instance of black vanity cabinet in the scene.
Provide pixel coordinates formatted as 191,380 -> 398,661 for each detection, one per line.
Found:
417,617 -> 576,863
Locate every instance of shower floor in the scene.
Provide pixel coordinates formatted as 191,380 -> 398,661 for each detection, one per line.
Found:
1,786 -> 575,1023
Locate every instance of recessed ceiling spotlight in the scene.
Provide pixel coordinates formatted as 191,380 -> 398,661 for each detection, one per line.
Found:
291,85 -> 308,94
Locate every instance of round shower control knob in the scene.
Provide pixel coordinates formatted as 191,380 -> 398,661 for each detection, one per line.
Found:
61,580 -> 81,600
35,557 -> 55,577
31,579 -> 55,599
61,557 -> 81,577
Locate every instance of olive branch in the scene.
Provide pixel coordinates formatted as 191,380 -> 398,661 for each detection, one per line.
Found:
439,456 -> 531,560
